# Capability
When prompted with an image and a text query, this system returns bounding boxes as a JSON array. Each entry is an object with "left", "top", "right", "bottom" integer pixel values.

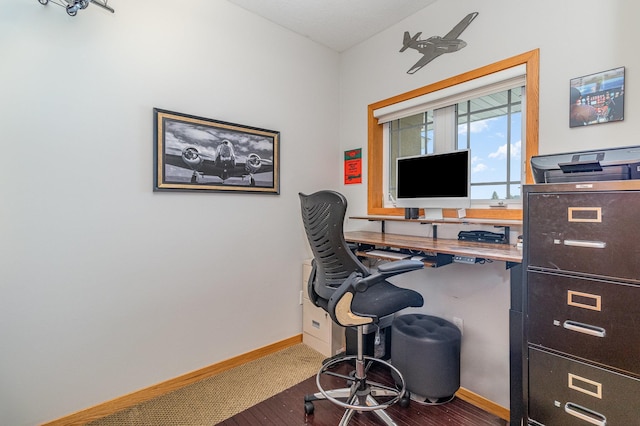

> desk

[
  {"left": 344, "top": 230, "right": 524, "bottom": 425},
  {"left": 350, "top": 215, "right": 521, "bottom": 239}
]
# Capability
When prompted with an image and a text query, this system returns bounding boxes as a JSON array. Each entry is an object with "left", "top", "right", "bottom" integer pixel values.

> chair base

[{"left": 304, "top": 354, "right": 409, "bottom": 426}]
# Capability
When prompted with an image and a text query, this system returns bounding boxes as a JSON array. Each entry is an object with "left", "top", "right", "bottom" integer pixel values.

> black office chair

[{"left": 299, "top": 190, "right": 424, "bottom": 425}]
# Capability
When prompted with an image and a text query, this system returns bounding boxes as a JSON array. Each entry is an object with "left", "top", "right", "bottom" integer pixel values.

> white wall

[
  {"left": 338, "top": 0, "right": 640, "bottom": 409},
  {"left": 0, "top": 1, "right": 339, "bottom": 425}
]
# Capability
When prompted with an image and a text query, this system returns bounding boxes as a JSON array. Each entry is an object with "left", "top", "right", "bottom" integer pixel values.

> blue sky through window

[{"left": 459, "top": 112, "right": 522, "bottom": 200}]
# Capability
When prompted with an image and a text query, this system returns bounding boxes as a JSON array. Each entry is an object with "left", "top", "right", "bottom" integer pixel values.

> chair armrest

[
  {"left": 354, "top": 259, "right": 423, "bottom": 292},
  {"left": 377, "top": 259, "right": 424, "bottom": 276},
  {"left": 327, "top": 260, "right": 424, "bottom": 327},
  {"left": 327, "top": 272, "right": 375, "bottom": 326}
]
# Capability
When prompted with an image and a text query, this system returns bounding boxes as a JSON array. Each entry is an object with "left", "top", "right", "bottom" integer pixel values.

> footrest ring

[{"left": 316, "top": 355, "right": 407, "bottom": 412}]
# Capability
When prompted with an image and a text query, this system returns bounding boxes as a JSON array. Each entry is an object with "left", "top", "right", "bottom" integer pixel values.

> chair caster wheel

[
  {"left": 304, "top": 401, "right": 315, "bottom": 415},
  {"left": 399, "top": 392, "right": 411, "bottom": 408}
]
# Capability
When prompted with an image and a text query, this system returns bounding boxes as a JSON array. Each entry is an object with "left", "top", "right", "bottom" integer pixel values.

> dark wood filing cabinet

[{"left": 523, "top": 181, "right": 640, "bottom": 426}]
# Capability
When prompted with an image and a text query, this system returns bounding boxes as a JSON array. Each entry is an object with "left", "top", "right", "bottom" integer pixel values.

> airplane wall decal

[
  {"left": 37, "top": 0, "right": 114, "bottom": 17},
  {"left": 400, "top": 12, "right": 478, "bottom": 74}
]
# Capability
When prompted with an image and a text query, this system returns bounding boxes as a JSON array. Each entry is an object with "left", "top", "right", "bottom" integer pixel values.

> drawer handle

[
  {"left": 564, "top": 402, "right": 607, "bottom": 426},
  {"left": 563, "top": 320, "right": 606, "bottom": 338},
  {"left": 562, "top": 239, "right": 607, "bottom": 249},
  {"left": 312, "top": 320, "right": 320, "bottom": 329}
]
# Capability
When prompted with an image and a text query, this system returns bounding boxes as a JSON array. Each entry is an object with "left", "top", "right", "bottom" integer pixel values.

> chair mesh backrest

[{"left": 299, "top": 191, "right": 369, "bottom": 301}]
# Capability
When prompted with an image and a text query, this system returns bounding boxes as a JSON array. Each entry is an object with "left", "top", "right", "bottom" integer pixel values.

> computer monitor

[{"left": 395, "top": 150, "right": 471, "bottom": 219}]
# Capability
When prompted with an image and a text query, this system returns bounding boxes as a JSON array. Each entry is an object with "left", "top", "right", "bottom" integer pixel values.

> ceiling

[{"left": 226, "top": 0, "right": 438, "bottom": 52}]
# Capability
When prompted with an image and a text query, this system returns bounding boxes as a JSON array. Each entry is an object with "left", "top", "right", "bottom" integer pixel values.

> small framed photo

[
  {"left": 570, "top": 67, "right": 625, "bottom": 128},
  {"left": 154, "top": 108, "right": 280, "bottom": 194}
]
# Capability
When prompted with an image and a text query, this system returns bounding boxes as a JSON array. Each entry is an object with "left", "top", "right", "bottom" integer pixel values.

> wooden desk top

[
  {"left": 344, "top": 230, "right": 522, "bottom": 264},
  {"left": 350, "top": 215, "right": 522, "bottom": 227}
]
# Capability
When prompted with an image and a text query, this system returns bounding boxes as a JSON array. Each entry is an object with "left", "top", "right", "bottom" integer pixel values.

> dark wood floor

[{"left": 219, "top": 361, "right": 507, "bottom": 426}]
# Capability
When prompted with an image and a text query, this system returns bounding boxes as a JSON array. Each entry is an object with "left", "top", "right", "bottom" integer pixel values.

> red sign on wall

[{"left": 344, "top": 148, "right": 362, "bottom": 184}]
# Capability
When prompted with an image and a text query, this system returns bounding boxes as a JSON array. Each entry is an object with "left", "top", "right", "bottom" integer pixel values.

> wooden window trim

[{"left": 367, "top": 49, "right": 539, "bottom": 221}]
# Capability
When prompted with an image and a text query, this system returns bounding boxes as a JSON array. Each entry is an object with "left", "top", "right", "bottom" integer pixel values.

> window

[
  {"left": 457, "top": 88, "right": 522, "bottom": 201},
  {"left": 367, "top": 50, "right": 539, "bottom": 220},
  {"left": 387, "top": 87, "right": 523, "bottom": 204}
]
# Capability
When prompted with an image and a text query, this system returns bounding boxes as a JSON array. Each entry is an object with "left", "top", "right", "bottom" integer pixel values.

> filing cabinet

[
  {"left": 523, "top": 181, "right": 640, "bottom": 425},
  {"left": 301, "top": 259, "right": 345, "bottom": 357}
]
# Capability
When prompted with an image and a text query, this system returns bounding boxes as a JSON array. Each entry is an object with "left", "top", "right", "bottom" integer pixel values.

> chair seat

[{"left": 351, "top": 281, "right": 423, "bottom": 320}]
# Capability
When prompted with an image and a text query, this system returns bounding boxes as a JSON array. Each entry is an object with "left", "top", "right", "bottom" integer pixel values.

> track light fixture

[{"left": 37, "top": 0, "right": 114, "bottom": 17}]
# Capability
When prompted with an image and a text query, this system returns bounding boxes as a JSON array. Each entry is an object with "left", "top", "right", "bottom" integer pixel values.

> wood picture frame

[{"left": 154, "top": 108, "right": 280, "bottom": 194}]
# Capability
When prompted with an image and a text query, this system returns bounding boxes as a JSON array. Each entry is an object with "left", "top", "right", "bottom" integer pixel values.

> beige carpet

[{"left": 88, "top": 344, "right": 326, "bottom": 425}]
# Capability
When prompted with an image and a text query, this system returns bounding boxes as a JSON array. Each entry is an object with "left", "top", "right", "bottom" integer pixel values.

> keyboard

[{"left": 364, "top": 249, "right": 410, "bottom": 260}]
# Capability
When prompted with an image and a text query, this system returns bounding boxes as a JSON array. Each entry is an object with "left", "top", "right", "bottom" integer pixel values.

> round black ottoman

[{"left": 391, "top": 313, "right": 461, "bottom": 403}]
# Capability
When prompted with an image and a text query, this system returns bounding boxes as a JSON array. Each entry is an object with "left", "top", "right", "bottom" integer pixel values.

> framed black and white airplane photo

[{"left": 153, "top": 108, "right": 280, "bottom": 194}]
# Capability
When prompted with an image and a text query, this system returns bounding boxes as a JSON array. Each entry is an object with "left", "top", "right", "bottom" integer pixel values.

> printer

[{"left": 530, "top": 145, "right": 640, "bottom": 183}]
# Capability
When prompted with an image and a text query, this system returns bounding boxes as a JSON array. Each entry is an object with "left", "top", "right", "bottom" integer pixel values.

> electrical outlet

[{"left": 453, "top": 317, "right": 464, "bottom": 335}]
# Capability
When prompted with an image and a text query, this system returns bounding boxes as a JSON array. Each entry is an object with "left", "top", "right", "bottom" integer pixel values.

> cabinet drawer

[
  {"left": 303, "top": 331, "right": 343, "bottom": 358},
  {"left": 528, "top": 270, "right": 640, "bottom": 375},
  {"left": 526, "top": 191, "right": 640, "bottom": 282},
  {"left": 528, "top": 347, "right": 640, "bottom": 425},
  {"left": 303, "top": 298, "right": 333, "bottom": 342}
]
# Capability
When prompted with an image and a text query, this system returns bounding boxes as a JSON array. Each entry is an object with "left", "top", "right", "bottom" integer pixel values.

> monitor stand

[
  {"left": 422, "top": 208, "right": 443, "bottom": 220},
  {"left": 404, "top": 208, "right": 419, "bottom": 219}
]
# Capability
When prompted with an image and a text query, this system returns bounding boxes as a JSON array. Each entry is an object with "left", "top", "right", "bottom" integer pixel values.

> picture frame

[
  {"left": 154, "top": 108, "right": 280, "bottom": 194},
  {"left": 570, "top": 67, "right": 625, "bottom": 128}
]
